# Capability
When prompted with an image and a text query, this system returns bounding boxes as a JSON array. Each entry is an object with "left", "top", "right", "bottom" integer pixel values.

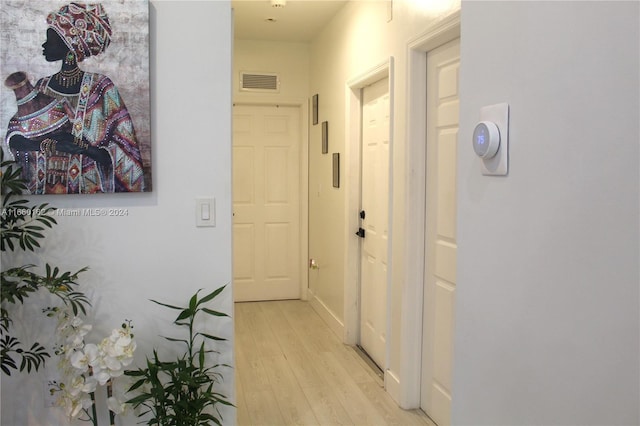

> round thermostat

[{"left": 472, "top": 121, "right": 500, "bottom": 159}]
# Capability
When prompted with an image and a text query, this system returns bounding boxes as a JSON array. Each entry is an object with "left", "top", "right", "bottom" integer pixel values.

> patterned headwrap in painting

[{"left": 46, "top": 2, "right": 112, "bottom": 62}]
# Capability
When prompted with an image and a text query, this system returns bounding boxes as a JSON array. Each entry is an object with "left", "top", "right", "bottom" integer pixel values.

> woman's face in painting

[{"left": 42, "top": 28, "right": 68, "bottom": 62}]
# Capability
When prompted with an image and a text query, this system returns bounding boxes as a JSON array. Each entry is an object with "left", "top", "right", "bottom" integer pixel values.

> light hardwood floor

[{"left": 234, "top": 300, "right": 436, "bottom": 426}]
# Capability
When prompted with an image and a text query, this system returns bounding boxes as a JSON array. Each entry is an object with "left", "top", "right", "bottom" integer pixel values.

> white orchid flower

[
  {"left": 84, "top": 343, "right": 101, "bottom": 365},
  {"left": 107, "top": 396, "right": 126, "bottom": 415},
  {"left": 69, "top": 350, "right": 90, "bottom": 373},
  {"left": 66, "top": 322, "right": 92, "bottom": 348},
  {"left": 107, "top": 376, "right": 134, "bottom": 416},
  {"left": 90, "top": 362, "right": 112, "bottom": 386},
  {"left": 51, "top": 315, "right": 137, "bottom": 422},
  {"left": 66, "top": 375, "right": 86, "bottom": 397}
]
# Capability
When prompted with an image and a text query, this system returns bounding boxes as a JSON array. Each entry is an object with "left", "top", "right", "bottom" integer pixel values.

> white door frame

[
  {"left": 344, "top": 58, "right": 394, "bottom": 368},
  {"left": 397, "top": 12, "right": 461, "bottom": 409},
  {"left": 232, "top": 98, "right": 309, "bottom": 301}
]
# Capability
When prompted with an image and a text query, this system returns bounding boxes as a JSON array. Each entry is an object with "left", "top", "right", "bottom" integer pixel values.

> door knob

[
  {"left": 359, "top": 210, "right": 366, "bottom": 220},
  {"left": 355, "top": 227, "right": 365, "bottom": 238}
]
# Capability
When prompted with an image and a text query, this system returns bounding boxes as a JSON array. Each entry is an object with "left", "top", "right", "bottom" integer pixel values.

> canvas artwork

[{"left": 0, "top": 0, "right": 151, "bottom": 194}]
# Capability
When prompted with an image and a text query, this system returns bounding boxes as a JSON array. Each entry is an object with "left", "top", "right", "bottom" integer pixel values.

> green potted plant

[
  {"left": 1, "top": 150, "right": 90, "bottom": 375},
  {"left": 2, "top": 151, "right": 138, "bottom": 425},
  {"left": 125, "top": 286, "right": 233, "bottom": 426}
]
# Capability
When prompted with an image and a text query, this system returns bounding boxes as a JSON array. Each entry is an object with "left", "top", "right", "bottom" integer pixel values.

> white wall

[
  {"left": 308, "top": 0, "right": 459, "bottom": 402},
  {"left": 231, "top": 38, "right": 310, "bottom": 302},
  {"left": 453, "top": 1, "right": 639, "bottom": 424},
  {"left": 308, "top": 0, "right": 392, "bottom": 340},
  {"left": 233, "top": 39, "right": 309, "bottom": 103},
  {"left": 1, "top": 1, "right": 236, "bottom": 425}
]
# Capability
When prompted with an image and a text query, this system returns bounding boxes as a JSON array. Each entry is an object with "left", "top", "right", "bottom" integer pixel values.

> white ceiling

[{"left": 231, "top": 0, "right": 348, "bottom": 42}]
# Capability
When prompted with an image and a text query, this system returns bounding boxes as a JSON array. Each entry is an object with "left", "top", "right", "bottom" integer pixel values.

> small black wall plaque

[
  {"left": 322, "top": 121, "right": 329, "bottom": 154},
  {"left": 332, "top": 153, "right": 340, "bottom": 188}
]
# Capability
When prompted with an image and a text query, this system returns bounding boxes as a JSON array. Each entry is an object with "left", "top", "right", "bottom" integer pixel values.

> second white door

[
  {"left": 359, "top": 77, "right": 390, "bottom": 369},
  {"left": 421, "top": 38, "right": 460, "bottom": 426},
  {"left": 233, "top": 104, "right": 301, "bottom": 302}
]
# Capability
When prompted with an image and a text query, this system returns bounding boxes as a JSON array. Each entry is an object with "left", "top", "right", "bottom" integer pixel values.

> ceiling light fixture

[{"left": 271, "top": 0, "right": 286, "bottom": 8}]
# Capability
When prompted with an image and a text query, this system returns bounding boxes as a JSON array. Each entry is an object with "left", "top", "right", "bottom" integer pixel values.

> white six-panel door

[
  {"left": 421, "top": 39, "right": 460, "bottom": 425},
  {"left": 233, "top": 104, "right": 301, "bottom": 302},
  {"left": 359, "top": 77, "right": 390, "bottom": 369}
]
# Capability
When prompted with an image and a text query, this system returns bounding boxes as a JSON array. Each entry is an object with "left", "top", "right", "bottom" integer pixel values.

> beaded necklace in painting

[{"left": 54, "top": 51, "right": 83, "bottom": 88}]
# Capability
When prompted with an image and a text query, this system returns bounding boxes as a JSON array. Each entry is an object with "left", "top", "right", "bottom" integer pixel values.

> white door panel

[
  {"left": 360, "top": 77, "right": 390, "bottom": 369},
  {"left": 421, "top": 38, "right": 460, "bottom": 426},
  {"left": 233, "top": 105, "right": 301, "bottom": 302}
]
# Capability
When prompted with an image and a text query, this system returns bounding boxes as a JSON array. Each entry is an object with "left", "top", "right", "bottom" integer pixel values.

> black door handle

[{"left": 355, "top": 228, "right": 365, "bottom": 238}]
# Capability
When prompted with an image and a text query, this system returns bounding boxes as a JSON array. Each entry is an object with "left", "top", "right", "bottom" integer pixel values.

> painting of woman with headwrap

[{"left": 1, "top": 1, "right": 150, "bottom": 194}]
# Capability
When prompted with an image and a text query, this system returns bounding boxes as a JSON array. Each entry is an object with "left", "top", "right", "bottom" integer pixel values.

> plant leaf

[
  {"left": 201, "top": 308, "right": 229, "bottom": 317},
  {"left": 150, "top": 299, "right": 183, "bottom": 310},
  {"left": 197, "top": 332, "right": 227, "bottom": 342},
  {"left": 188, "top": 291, "right": 200, "bottom": 311},
  {"left": 199, "top": 342, "right": 205, "bottom": 368},
  {"left": 163, "top": 336, "right": 189, "bottom": 345},
  {"left": 175, "top": 309, "right": 192, "bottom": 322},
  {"left": 128, "top": 378, "right": 148, "bottom": 392},
  {"left": 196, "top": 285, "right": 226, "bottom": 307}
]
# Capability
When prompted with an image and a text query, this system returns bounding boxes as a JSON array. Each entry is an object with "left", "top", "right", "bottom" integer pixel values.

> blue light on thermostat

[
  {"left": 472, "top": 121, "right": 500, "bottom": 159},
  {"left": 476, "top": 132, "right": 485, "bottom": 145}
]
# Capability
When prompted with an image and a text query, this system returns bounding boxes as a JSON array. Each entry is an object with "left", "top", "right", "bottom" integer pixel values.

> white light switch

[
  {"left": 196, "top": 197, "right": 215, "bottom": 227},
  {"left": 201, "top": 203, "right": 210, "bottom": 220}
]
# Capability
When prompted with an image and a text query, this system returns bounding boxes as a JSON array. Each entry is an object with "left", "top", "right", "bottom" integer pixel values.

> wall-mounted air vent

[{"left": 240, "top": 72, "right": 280, "bottom": 92}]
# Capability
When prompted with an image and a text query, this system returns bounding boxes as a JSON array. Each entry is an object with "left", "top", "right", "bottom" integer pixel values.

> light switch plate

[
  {"left": 478, "top": 103, "right": 509, "bottom": 176},
  {"left": 196, "top": 197, "right": 215, "bottom": 227}
]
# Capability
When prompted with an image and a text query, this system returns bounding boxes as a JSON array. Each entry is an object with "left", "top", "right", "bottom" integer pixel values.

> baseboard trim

[
  {"left": 385, "top": 369, "right": 402, "bottom": 406},
  {"left": 308, "top": 289, "right": 344, "bottom": 340}
]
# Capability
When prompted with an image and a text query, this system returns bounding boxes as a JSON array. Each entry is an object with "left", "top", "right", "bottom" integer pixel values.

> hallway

[{"left": 234, "top": 300, "right": 435, "bottom": 425}]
